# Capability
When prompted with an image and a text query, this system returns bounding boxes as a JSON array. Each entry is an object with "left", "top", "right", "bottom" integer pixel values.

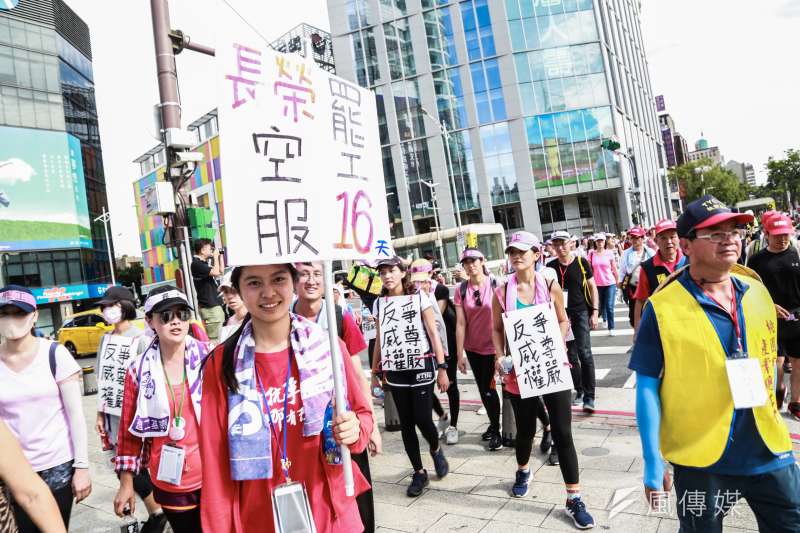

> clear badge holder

[{"left": 272, "top": 481, "right": 317, "bottom": 533}]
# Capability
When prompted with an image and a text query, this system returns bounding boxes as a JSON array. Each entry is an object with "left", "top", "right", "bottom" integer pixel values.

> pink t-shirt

[
  {"left": 454, "top": 278, "right": 495, "bottom": 355},
  {"left": 589, "top": 250, "right": 617, "bottom": 287},
  {"left": 0, "top": 339, "right": 82, "bottom": 471}
]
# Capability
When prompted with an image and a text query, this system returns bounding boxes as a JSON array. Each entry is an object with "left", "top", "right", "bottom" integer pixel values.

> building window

[
  {"left": 448, "top": 130, "right": 479, "bottom": 211},
  {"left": 346, "top": 0, "right": 371, "bottom": 30},
  {"left": 384, "top": 17, "right": 416, "bottom": 80},
  {"left": 470, "top": 58, "right": 505, "bottom": 124},
  {"left": 392, "top": 78, "right": 425, "bottom": 140},
  {"left": 504, "top": 3, "right": 597, "bottom": 52},
  {"left": 538, "top": 199, "right": 566, "bottom": 224},
  {"left": 401, "top": 139, "right": 435, "bottom": 218},
  {"left": 493, "top": 204, "right": 522, "bottom": 230},
  {"left": 433, "top": 67, "right": 467, "bottom": 131},
  {"left": 461, "top": 0, "right": 496, "bottom": 61},
  {"left": 424, "top": 6, "right": 458, "bottom": 71},
  {"left": 352, "top": 28, "right": 380, "bottom": 87},
  {"left": 578, "top": 195, "right": 592, "bottom": 218},
  {"left": 480, "top": 122, "right": 518, "bottom": 205}
]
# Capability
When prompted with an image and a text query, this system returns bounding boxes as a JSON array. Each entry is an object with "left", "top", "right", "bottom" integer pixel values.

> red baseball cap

[
  {"left": 764, "top": 214, "right": 795, "bottom": 236},
  {"left": 760, "top": 210, "right": 779, "bottom": 225},
  {"left": 627, "top": 227, "right": 646, "bottom": 238},
  {"left": 653, "top": 219, "right": 677, "bottom": 235}
]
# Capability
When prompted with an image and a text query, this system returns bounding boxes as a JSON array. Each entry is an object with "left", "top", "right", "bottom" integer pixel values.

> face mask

[
  {"left": 0, "top": 314, "right": 34, "bottom": 340},
  {"left": 102, "top": 305, "right": 123, "bottom": 325}
]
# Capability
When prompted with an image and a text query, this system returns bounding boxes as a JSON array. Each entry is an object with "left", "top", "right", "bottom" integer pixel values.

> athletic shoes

[
  {"left": 788, "top": 402, "right": 800, "bottom": 421},
  {"left": 432, "top": 448, "right": 449, "bottom": 479},
  {"left": 609, "top": 330, "right": 616, "bottom": 337},
  {"left": 407, "top": 470, "right": 430, "bottom": 497},
  {"left": 548, "top": 450, "right": 560, "bottom": 466},
  {"left": 583, "top": 398, "right": 595, "bottom": 414},
  {"left": 488, "top": 431, "right": 504, "bottom": 451},
  {"left": 481, "top": 428, "right": 495, "bottom": 441},
  {"left": 539, "top": 428, "right": 552, "bottom": 454},
  {"left": 566, "top": 497, "right": 595, "bottom": 529},
  {"left": 572, "top": 392, "right": 583, "bottom": 406},
  {"left": 437, "top": 413, "right": 450, "bottom": 438},
  {"left": 140, "top": 512, "right": 167, "bottom": 533},
  {"left": 511, "top": 469, "right": 531, "bottom": 498},
  {"left": 445, "top": 426, "right": 459, "bottom": 445}
]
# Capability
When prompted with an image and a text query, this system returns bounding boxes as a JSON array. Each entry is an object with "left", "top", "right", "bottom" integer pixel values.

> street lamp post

[
  {"left": 694, "top": 165, "right": 712, "bottom": 196},
  {"left": 421, "top": 180, "right": 447, "bottom": 271},
  {"left": 94, "top": 206, "right": 116, "bottom": 286},
  {"left": 421, "top": 108, "right": 462, "bottom": 230}
]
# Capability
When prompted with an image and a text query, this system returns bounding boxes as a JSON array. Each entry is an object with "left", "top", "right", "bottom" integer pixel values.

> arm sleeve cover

[
  {"left": 636, "top": 373, "right": 664, "bottom": 489},
  {"left": 59, "top": 379, "right": 90, "bottom": 469}
]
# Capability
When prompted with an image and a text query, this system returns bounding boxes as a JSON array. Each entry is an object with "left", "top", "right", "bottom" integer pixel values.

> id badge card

[
  {"left": 562, "top": 290, "right": 569, "bottom": 307},
  {"left": 272, "top": 481, "right": 317, "bottom": 533},
  {"left": 156, "top": 443, "right": 185, "bottom": 486},
  {"left": 725, "top": 354, "right": 768, "bottom": 409}
]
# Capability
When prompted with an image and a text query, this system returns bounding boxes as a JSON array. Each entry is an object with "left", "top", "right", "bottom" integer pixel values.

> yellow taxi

[{"left": 57, "top": 309, "right": 145, "bottom": 357}]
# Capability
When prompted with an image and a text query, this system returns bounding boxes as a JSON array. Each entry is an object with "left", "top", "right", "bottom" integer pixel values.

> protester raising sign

[
  {"left": 216, "top": 11, "right": 391, "bottom": 266},
  {"left": 96, "top": 334, "right": 138, "bottom": 417},
  {"left": 502, "top": 303, "right": 573, "bottom": 398},
  {"left": 378, "top": 295, "right": 429, "bottom": 371}
]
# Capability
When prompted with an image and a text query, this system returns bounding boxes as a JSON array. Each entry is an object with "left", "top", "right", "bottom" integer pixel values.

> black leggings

[
  {"left": 431, "top": 356, "right": 460, "bottom": 427},
  {"left": 508, "top": 389, "right": 579, "bottom": 484},
  {"left": 352, "top": 450, "right": 374, "bottom": 533},
  {"left": 391, "top": 383, "right": 439, "bottom": 471},
  {"left": 466, "top": 351, "right": 501, "bottom": 431},
  {"left": 163, "top": 507, "right": 202, "bottom": 533},
  {"left": 14, "top": 484, "right": 73, "bottom": 533}
]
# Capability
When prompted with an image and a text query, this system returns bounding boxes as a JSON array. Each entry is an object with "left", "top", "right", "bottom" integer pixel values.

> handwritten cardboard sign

[
  {"left": 378, "top": 295, "right": 429, "bottom": 371},
  {"left": 97, "top": 335, "right": 138, "bottom": 416}
]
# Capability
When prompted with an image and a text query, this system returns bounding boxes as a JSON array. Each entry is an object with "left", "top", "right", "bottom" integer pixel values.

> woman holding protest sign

[
  {"left": 491, "top": 233, "right": 594, "bottom": 530},
  {"left": 371, "top": 256, "right": 451, "bottom": 497},
  {"left": 0, "top": 285, "right": 91, "bottom": 532},
  {"left": 113, "top": 286, "right": 208, "bottom": 532},
  {"left": 199, "top": 264, "right": 373, "bottom": 532},
  {"left": 94, "top": 286, "right": 167, "bottom": 533}
]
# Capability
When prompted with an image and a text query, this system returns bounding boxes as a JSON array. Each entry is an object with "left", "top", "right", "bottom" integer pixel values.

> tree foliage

[
  {"left": 763, "top": 149, "right": 800, "bottom": 210},
  {"left": 668, "top": 158, "right": 750, "bottom": 205}
]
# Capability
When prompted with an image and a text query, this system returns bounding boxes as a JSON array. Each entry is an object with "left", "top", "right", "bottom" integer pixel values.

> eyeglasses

[
  {"left": 693, "top": 229, "right": 743, "bottom": 244},
  {"left": 297, "top": 271, "right": 323, "bottom": 282},
  {"left": 473, "top": 289, "right": 482, "bottom": 307},
  {"left": 156, "top": 309, "right": 191, "bottom": 323}
]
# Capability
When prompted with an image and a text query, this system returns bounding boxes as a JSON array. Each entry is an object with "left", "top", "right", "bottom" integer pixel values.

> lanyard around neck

[
  {"left": 161, "top": 354, "right": 187, "bottom": 422},
  {"left": 255, "top": 347, "right": 293, "bottom": 480}
]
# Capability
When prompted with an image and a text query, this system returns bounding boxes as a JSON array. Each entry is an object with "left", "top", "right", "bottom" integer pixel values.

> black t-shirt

[
  {"left": 434, "top": 282, "right": 457, "bottom": 358},
  {"left": 748, "top": 247, "right": 800, "bottom": 312},
  {"left": 547, "top": 256, "right": 594, "bottom": 311},
  {"left": 191, "top": 256, "right": 222, "bottom": 308}
]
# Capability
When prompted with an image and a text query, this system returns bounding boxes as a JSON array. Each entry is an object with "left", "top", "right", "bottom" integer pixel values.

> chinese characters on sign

[
  {"left": 501, "top": 303, "right": 572, "bottom": 398},
  {"left": 216, "top": 9, "right": 391, "bottom": 265},
  {"left": 378, "top": 296, "right": 428, "bottom": 371},
  {"left": 96, "top": 335, "right": 138, "bottom": 417}
]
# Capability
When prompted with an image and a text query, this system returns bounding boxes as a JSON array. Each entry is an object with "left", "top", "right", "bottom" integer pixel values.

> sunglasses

[
  {"left": 156, "top": 308, "right": 191, "bottom": 324},
  {"left": 473, "top": 289, "right": 482, "bottom": 307}
]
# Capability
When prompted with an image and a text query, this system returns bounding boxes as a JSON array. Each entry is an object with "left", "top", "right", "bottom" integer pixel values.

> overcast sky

[{"left": 64, "top": 0, "right": 800, "bottom": 257}]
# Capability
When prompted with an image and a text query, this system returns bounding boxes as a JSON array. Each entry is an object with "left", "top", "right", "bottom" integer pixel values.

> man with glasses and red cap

[
  {"left": 619, "top": 227, "right": 654, "bottom": 327},
  {"left": 748, "top": 213, "right": 800, "bottom": 414},
  {"left": 629, "top": 195, "right": 799, "bottom": 532},
  {"left": 632, "top": 219, "right": 688, "bottom": 330}
]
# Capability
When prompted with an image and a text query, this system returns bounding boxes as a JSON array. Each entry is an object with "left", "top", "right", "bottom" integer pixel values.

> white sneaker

[
  {"left": 437, "top": 413, "right": 450, "bottom": 438},
  {"left": 445, "top": 426, "right": 459, "bottom": 445},
  {"left": 476, "top": 406, "right": 487, "bottom": 416},
  {"left": 609, "top": 330, "right": 616, "bottom": 337}
]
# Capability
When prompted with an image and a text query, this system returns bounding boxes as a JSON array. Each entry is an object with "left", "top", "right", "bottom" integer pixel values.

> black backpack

[{"left": 458, "top": 278, "right": 498, "bottom": 304}]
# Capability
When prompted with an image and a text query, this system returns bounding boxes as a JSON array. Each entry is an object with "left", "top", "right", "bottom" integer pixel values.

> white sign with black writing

[
  {"left": 378, "top": 296, "right": 428, "bottom": 371},
  {"left": 502, "top": 303, "right": 573, "bottom": 398},
  {"left": 216, "top": 9, "right": 392, "bottom": 265},
  {"left": 361, "top": 305, "right": 376, "bottom": 341},
  {"left": 97, "top": 335, "right": 137, "bottom": 416}
]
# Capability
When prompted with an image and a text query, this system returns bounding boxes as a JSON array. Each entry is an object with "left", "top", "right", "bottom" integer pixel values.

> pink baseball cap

[
  {"left": 653, "top": 219, "right": 677, "bottom": 235},
  {"left": 505, "top": 231, "right": 541, "bottom": 253},
  {"left": 764, "top": 214, "right": 795, "bottom": 236},
  {"left": 627, "top": 227, "right": 646, "bottom": 238},
  {"left": 460, "top": 248, "right": 485, "bottom": 262}
]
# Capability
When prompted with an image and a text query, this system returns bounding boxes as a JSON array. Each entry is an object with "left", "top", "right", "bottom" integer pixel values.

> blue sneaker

[
  {"left": 431, "top": 448, "right": 449, "bottom": 479},
  {"left": 511, "top": 469, "right": 530, "bottom": 498},
  {"left": 565, "top": 497, "right": 595, "bottom": 529}
]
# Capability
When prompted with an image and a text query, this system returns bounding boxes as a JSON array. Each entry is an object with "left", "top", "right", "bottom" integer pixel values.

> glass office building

[
  {"left": 328, "top": 0, "right": 668, "bottom": 243},
  {"left": 0, "top": 0, "right": 113, "bottom": 333}
]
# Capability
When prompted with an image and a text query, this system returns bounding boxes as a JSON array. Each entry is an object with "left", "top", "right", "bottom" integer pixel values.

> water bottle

[
  {"left": 119, "top": 509, "right": 139, "bottom": 533},
  {"left": 322, "top": 402, "right": 342, "bottom": 465},
  {"left": 500, "top": 355, "right": 514, "bottom": 375}
]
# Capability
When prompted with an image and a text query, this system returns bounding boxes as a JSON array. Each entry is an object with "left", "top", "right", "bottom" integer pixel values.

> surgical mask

[
  {"left": 0, "top": 314, "right": 35, "bottom": 340},
  {"left": 102, "top": 305, "right": 123, "bottom": 325}
]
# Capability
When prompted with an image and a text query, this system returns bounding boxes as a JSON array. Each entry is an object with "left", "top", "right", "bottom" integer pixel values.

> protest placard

[
  {"left": 361, "top": 305, "right": 377, "bottom": 341},
  {"left": 216, "top": 9, "right": 391, "bottom": 266},
  {"left": 502, "top": 303, "right": 572, "bottom": 398},
  {"left": 96, "top": 334, "right": 138, "bottom": 417},
  {"left": 377, "top": 295, "right": 429, "bottom": 371}
]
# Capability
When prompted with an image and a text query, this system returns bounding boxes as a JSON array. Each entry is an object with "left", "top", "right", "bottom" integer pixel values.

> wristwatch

[{"left": 436, "top": 362, "right": 449, "bottom": 370}]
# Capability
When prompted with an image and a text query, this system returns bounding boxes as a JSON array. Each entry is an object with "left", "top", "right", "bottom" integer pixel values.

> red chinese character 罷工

[
  {"left": 225, "top": 43, "right": 262, "bottom": 109},
  {"left": 274, "top": 56, "right": 315, "bottom": 122}
]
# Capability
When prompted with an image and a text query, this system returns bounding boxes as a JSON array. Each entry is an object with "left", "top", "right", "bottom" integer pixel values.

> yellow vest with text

[{"left": 649, "top": 272, "right": 791, "bottom": 467}]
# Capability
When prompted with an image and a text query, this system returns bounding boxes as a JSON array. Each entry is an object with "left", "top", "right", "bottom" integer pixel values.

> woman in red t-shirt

[{"left": 199, "top": 263, "right": 373, "bottom": 533}]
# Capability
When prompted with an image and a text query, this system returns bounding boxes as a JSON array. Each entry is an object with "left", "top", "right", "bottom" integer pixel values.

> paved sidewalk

[{"left": 72, "top": 379, "right": 800, "bottom": 532}]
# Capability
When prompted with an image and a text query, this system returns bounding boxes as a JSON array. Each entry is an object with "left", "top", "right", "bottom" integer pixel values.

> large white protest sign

[
  {"left": 502, "top": 303, "right": 572, "bottom": 398},
  {"left": 378, "top": 295, "right": 429, "bottom": 371},
  {"left": 216, "top": 9, "right": 391, "bottom": 265},
  {"left": 97, "top": 335, "right": 138, "bottom": 417}
]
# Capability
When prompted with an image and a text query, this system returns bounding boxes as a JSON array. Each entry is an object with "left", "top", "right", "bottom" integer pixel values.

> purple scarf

[{"left": 227, "top": 313, "right": 346, "bottom": 481}]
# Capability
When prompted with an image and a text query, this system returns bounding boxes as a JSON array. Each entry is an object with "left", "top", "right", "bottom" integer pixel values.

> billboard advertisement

[
  {"left": 30, "top": 283, "right": 112, "bottom": 305},
  {"left": 0, "top": 126, "right": 91, "bottom": 251}
]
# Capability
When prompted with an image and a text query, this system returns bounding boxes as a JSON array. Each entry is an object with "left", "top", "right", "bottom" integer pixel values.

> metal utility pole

[
  {"left": 149, "top": 0, "right": 215, "bottom": 314},
  {"left": 94, "top": 206, "right": 116, "bottom": 286}
]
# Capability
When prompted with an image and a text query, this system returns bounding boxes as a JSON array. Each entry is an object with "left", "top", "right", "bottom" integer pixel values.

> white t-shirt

[{"left": 0, "top": 339, "right": 81, "bottom": 471}]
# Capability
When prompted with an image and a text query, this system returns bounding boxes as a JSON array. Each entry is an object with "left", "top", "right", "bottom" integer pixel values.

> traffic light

[
  {"left": 600, "top": 139, "right": 621, "bottom": 151},
  {"left": 187, "top": 206, "right": 215, "bottom": 241}
]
